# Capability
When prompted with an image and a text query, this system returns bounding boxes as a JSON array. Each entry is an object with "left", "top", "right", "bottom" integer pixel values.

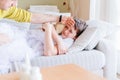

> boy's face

[
  {"left": 61, "top": 25, "right": 77, "bottom": 39},
  {"left": 0, "top": 0, "right": 18, "bottom": 10}
]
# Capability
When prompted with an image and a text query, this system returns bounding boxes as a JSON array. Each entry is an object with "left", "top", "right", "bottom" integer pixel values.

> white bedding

[
  {"left": 0, "top": 19, "right": 73, "bottom": 73},
  {"left": 0, "top": 21, "right": 34, "bottom": 73},
  {"left": 0, "top": 22, "right": 45, "bottom": 73}
]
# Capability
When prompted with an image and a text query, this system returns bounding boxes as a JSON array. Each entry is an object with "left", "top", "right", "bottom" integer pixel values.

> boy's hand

[
  {"left": 42, "top": 23, "right": 53, "bottom": 31},
  {"left": 57, "top": 41, "right": 67, "bottom": 55}
]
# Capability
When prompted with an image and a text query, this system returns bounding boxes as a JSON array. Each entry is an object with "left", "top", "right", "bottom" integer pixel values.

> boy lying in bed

[
  {"left": 0, "top": 18, "right": 87, "bottom": 74},
  {"left": 27, "top": 18, "right": 88, "bottom": 56},
  {"left": 0, "top": 18, "right": 88, "bottom": 56},
  {"left": 0, "top": 18, "right": 87, "bottom": 59}
]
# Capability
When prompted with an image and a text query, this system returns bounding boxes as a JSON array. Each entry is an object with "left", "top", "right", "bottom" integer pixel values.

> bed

[{"left": 0, "top": 5, "right": 71, "bottom": 73}]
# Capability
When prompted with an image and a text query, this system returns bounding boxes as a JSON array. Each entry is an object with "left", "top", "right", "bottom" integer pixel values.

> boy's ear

[{"left": 55, "top": 23, "right": 65, "bottom": 34}]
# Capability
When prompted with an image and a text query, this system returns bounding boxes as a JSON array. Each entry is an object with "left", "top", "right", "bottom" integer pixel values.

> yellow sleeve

[{"left": 0, "top": 7, "right": 31, "bottom": 22}]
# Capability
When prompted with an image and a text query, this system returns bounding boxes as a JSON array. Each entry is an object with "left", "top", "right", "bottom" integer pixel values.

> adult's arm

[
  {"left": 0, "top": 7, "right": 74, "bottom": 25},
  {"left": 31, "top": 13, "right": 59, "bottom": 24},
  {"left": 0, "top": 7, "right": 59, "bottom": 23}
]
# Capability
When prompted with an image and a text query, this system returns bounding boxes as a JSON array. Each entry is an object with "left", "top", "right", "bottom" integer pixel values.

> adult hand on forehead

[
  {"left": 61, "top": 16, "right": 75, "bottom": 27},
  {"left": 66, "top": 17, "right": 75, "bottom": 28}
]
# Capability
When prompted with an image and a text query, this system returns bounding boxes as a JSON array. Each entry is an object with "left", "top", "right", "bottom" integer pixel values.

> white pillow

[
  {"left": 84, "top": 28, "right": 101, "bottom": 50},
  {"left": 86, "top": 20, "right": 116, "bottom": 38},
  {"left": 68, "top": 27, "right": 99, "bottom": 53}
]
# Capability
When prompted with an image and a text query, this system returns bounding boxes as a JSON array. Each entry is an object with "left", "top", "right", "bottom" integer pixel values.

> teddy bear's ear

[{"left": 55, "top": 23, "right": 65, "bottom": 34}]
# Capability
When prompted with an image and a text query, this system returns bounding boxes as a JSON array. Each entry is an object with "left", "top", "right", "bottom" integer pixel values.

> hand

[
  {"left": 61, "top": 16, "right": 75, "bottom": 27},
  {"left": 57, "top": 41, "right": 67, "bottom": 55},
  {"left": 65, "top": 17, "right": 75, "bottom": 27},
  {"left": 42, "top": 23, "right": 53, "bottom": 31}
]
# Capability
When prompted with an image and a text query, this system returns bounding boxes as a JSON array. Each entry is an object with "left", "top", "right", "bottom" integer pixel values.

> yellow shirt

[{"left": 0, "top": 7, "right": 31, "bottom": 22}]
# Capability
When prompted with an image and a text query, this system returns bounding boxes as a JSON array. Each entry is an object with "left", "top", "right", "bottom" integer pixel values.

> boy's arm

[
  {"left": 43, "top": 23, "right": 66, "bottom": 56},
  {"left": 43, "top": 23, "right": 57, "bottom": 56},
  {"left": 51, "top": 25, "right": 67, "bottom": 55}
]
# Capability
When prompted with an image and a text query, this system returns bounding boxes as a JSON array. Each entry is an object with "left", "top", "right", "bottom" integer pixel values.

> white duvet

[
  {"left": 0, "top": 21, "right": 74, "bottom": 72},
  {"left": 0, "top": 22, "right": 35, "bottom": 70}
]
